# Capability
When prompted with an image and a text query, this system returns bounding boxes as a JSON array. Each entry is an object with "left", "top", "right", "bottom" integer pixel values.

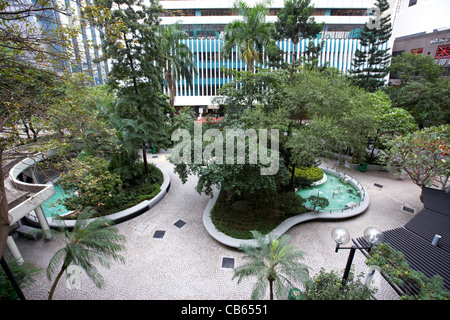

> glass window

[
  {"left": 330, "top": 9, "right": 367, "bottom": 16},
  {"left": 160, "top": 9, "right": 195, "bottom": 17}
]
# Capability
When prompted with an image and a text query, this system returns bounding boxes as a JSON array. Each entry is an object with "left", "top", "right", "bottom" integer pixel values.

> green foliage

[
  {"left": 389, "top": 52, "right": 444, "bottom": 85},
  {"left": 0, "top": 255, "right": 41, "bottom": 300},
  {"left": 366, "top": 243, "right": 450, "bottom": 300},
  {"left": 349, "top": 0, "right": 392, "bottom": 92},
  {"left": 233, "top": 230, "right": 310, "bottom": 300},
  {"left": 380, "top": 125, "right": 449, "bottom": 198},
  {"left": 385, "top": 52, "right": 450, "bottom": 127},
  {"left": 160, "top": 23, "right": 197, "bottom": 114},
  {"left": 302, "top": 268, "right": 377, "bottom": 300},
  {"left": 46, "top": 207, "right": 126, "bottom": 300},
  {"left": 211, "top": 190, "right": 306, "bottom": 239},
  {"left": 386, "top": 79, "right": 450, "bottom": 127},
  {"left": 273, "top": 0, "right": 324, "bottom": 71},
  {"left": 307, "top": 195, "right": 329, "bottom": 211},
  {"left": 57, "top": 156, "right": 123, "bottom": 213},
  {"left": 292, "top": 166, "right": 323, "bottom": 182},
  {"left": 222, "top": 0, "right": 278, "bottom": 71}
]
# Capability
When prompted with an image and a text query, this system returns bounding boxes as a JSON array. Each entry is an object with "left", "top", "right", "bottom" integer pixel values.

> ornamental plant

[
  {"left": 380, "top": 124, "right": 449, "bottom": 202},
  {"left": 293, "top": 166, "right": 323, "bottom": 182},
  {"left": 57, "top": 156, "right": 122, "bottom": 213}
]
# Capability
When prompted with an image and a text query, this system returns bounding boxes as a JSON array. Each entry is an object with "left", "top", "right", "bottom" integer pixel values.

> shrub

[
  {"left": 57, "top": 156, "right": 122, "bottom": 213},
  {"left": 293, "top": 166, "right": 324, "bottom": 182},
  {"left": 301, "top": 268, "right": 377, "bottom": 300},
  {"left": 0, "top": 255, "right": 41, "bottom": 300}
]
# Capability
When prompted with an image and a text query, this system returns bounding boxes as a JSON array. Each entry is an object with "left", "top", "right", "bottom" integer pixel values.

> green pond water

[{"left": 296, "top": 173, "right": 361, "bottom": 211}]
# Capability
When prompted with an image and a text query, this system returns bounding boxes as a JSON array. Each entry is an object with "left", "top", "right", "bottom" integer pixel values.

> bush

[
  {"left": 0, "top": 255, "right": 41, "bottom": 300},
  {"left": 57, "top": 156, "right": 122, "bottom": 213},
  {"left": 292, "top": 166, "right": 324, "bottom": 182},
  {"left": 301, "top": 268, "right": 377, "bottom": 300}
]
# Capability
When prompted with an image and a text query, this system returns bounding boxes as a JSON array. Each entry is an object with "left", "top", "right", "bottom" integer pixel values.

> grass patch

[{"left": 211, "top": 190, "right": 308, "bottom": 239}]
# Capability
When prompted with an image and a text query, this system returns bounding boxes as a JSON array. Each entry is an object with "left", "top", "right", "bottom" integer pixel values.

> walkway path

[{"left": 9, "top": 153, "right": 422, "bottom": 300}]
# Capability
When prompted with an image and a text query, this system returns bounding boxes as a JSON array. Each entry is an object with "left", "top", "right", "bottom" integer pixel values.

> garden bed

[{"left": 210, "top": 189, "right": 308, "bottom": 240}]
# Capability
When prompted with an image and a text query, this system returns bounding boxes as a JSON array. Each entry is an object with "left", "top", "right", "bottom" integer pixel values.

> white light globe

[
  {"left": 364, "top": 227, "right": 384, "bottom": 245},
  {"left": 331, "top": 227, "right": 350, "bottom": 245}
]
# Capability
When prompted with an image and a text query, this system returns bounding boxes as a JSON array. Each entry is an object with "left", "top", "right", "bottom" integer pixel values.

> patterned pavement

[{"left": 9, "top": 153, "right": 422, "bottom": 300}]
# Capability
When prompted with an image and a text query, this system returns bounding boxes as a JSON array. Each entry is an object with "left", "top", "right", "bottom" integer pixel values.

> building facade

[
  {"left": 390, "top": 0, "right": 450, "bottom": 84},
  {"left": 159, "top": 0, "right": 398, "bottom": 108}
]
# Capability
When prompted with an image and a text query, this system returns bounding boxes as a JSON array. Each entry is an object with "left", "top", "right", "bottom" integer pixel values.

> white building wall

[{"left": 392, "top": 0, "right": 450, "bottom": 38}]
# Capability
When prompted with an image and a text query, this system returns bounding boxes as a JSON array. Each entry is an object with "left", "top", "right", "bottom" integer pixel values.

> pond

[
  {"left": 40, "top": 184, "right": 72, "bottom": 217},
  {"left": 296, "top": 172, "right": 361, "bottom": 212}
]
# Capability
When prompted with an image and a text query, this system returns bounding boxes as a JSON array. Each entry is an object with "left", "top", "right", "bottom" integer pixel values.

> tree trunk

[
  {"left": 290, "top": 164, "right": 296, "bottom": 191},
  {"left": 142, "top": 144, "right": 149, "bottom": 175},
  {"left": 269, "top": 278, "right": 274, "bottom": 300},
  {"left": 0, "top": 147, "right": 11, "bottom": 258},
  {"left": 48, "top": 264, "right": 67, "bottom": 300}
]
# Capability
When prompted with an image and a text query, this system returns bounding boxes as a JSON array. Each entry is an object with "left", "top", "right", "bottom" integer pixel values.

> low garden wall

[{"left": 203, "top": 166, "right": 370, "bottom": 248}]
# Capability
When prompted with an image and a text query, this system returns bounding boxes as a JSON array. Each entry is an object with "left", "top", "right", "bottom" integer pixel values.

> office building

[
  {"left": 159, "top": 0, "right": 398, "bottom": 108},
  {"left": 390, "top": 0, "right": 450, "bottom": 84}
]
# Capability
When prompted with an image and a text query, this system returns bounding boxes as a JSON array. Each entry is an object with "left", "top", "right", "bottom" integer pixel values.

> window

[
  {"left": 411, "top": 48, "right": 424, "bottom": 55},
  {"left": 436, "top": 45, "right": 450, "bottom": 58},
  {"left": 330, "top": 9, "right": 367, "bottom": 16},
  {"left": 160, "top": 9, "right": 196, "bottom": 17}
]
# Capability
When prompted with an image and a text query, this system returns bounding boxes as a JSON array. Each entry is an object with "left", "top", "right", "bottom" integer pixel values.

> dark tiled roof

[{"left": 355, "top": 187, "right": 450, "bottom": 295}]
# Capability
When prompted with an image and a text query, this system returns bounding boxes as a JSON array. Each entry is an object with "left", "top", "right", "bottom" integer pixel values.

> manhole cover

[
  {"left": 174, "top": 219, "right": 186, "bottom": 228},
  {"left": 402, "top": 206, "right": 415, "bottom": 214},
  {"left": 153, "top": 230, "right": 166, "bottom": 238},
  {"left": 221, "top": 257, "right": 235, "bottom": 269}
]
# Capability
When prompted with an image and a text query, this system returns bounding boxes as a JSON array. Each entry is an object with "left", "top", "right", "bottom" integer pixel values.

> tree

[
  {"left": 160, "top": 23, "right": 197, "bottom": 119},
  {"left": 389, "top": 52, "right": 444, "bottom": 86},
  {"left": 233, "top": 230, "right": 309, "bottom": 300},
  {"left": 349, "top": 0, "right": 392, "bottom": 92},
  {"left": 385, "top": 52, "right": 450, "bottom": 127},
  {"left": 222, "top": 0, "right": 276, "bottom": 72},
  {"left": 368, "top": 91, "right": 417, "bottom": 162},
  {"left": 380, "top": 125, "right": 449, "bottom": 202},
  {"left": 0, "top": 0, "right": 76, "bottom": 257},
  {"left": 273, "top": 0, "right": 324, "bottom": 77},
  {"left": 46, "top": 207, "right": 126, "bottom": 300},
  {"left": 96, "top": 0, "right": 168, "bottom": 174},
  {"left": 307, "top": 195, "right": 329, "bottom": 212}
]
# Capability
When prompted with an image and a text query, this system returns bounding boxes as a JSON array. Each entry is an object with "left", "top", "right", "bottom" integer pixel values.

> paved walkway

[{"left": 9, "top": 153, "right": 422, "bottom": 300}]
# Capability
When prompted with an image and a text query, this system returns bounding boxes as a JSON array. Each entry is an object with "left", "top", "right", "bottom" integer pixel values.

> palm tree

[
  {"left": 160, "top": 23, "right": 197, "bottom": 118},
  {"left": 46, "top": 207, "right": 126, "bottom": 300},
  {"left": 233, "top": 230, "right": 310, "bottom": 300},
  {"left": 222, "top": 0, "right": 276, "bottom": 72}
]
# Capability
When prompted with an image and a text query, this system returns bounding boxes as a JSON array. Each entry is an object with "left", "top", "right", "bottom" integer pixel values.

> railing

[{"left": 303, "top": 165, "right": 368, "bottom": 214}]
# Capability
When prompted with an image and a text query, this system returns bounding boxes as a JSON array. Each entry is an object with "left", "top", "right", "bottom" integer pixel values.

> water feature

[
  {"left": 40, "top": 184, "right": 72, "bottom": 217},
  {"left": 296, "top": 172, "right": 361, "bottom": 212}
]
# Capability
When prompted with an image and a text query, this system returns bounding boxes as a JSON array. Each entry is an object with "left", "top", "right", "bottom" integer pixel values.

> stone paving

[{"left": 8, "top": 153, "right": 423, "bottom": 300}]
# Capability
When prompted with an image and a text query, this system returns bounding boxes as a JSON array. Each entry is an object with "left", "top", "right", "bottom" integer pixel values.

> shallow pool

[
  {"left": 41, "top": 185, "right": 72, "bottom": 217},
  {"left": 296, "top": 173, "right": 361, "bottom": 212}
]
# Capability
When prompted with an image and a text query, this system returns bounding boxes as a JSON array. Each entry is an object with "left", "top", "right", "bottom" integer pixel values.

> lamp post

[{"left": 331, "top": 227, "right": 384, "bottom": 286}]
